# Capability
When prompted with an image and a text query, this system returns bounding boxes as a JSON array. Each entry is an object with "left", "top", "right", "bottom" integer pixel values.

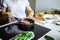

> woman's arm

[
  {"left": 2, "top": 7, "right": 7, "bottom": 15},
  {"left": 26, "top": 5, "right": 34, "bottom": 17},
  {"left": 2, "top": 7, "right": 15, "bottom": 20}
]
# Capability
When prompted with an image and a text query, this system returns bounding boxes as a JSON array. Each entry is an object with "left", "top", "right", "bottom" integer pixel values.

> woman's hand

[
  {"left": 26, "top": 5, "right": 34, "bottom": 17},
  {"left": 7, "top": 12, "right": 15, "bottom": 20},
  {"left": 28, "top": 11, "right": 34, "bottom": 17},
  {"left": 2, "top": 7, "right": 7, "bottom": 15},
  {"left": 0, "top": 9, "right": 2, "bottom": 12}
]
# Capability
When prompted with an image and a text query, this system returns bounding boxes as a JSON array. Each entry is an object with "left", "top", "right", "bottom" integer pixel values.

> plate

[
  {"left": 10, "top": 31, "right": 34, "bottom": 40},
  {"left": 28, "top": 31, "right": 34, "bottom": 40},
  {"left": 43, "top": 14, "right": 55, "bottom": 19},
  {"left": 54, "top": 20, "right": 60, "bottom": 25},
  {"left": 43, "top": 14, "right": 55, "bottom": 23}
]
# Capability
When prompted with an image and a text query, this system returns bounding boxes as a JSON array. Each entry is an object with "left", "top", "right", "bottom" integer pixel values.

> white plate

[
  {"left": 28, "top": 31, "right": 35, "bottom": 40},
  {"left": 54, "top": 20, "right": 60, "bottom": 25},
  {"left": 55, "top": 21, "right": 60, "bottom": 25},
  {"left": 10, "top": 31, "right": 34, "bottom": 40},
  {"left": 43, "top": 14, "right": 55, "bottom": 19}
]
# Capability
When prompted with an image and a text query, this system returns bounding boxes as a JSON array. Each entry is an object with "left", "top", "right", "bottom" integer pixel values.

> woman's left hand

[
  {"left": 26, "top": 5, "right": 34, "bottom": 17},
  {"left": 28, "top": 11, "right": 34, "bottom": 17}
]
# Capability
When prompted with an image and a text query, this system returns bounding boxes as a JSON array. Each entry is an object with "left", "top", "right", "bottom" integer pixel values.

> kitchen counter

[
  {"left": 35, "top": 20, "right": 60, "bottom": 40},
  {"left": 38, "top": 30, "right": 60, "bottom": 40},
  {"left": 27, "top": 17, "right": 60, "bottom": 40},
  {"left": 0, "top": 17, "right": 60, "bottom": 40},
  {"left": 12, "top": 17, "right": 60, "bottom": 40}
]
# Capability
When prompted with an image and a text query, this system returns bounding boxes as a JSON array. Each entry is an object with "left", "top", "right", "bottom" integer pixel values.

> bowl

[{"left": 17, "top": 18, "right": 34, "bottom": 31}]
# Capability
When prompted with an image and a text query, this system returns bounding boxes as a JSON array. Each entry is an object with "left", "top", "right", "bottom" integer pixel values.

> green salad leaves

[{"left": 11, "top": 32, "right": 34, "bottom": 40}]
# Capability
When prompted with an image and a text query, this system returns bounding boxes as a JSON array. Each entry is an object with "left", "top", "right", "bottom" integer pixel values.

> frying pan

[{"left": 17, "top": 18, "right": 34, "bottom": 31}]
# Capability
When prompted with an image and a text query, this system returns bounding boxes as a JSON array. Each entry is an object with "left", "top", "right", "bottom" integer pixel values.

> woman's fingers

[
  {"left": 28, "top": 11, "right": 34, "bottom": 17},
  {"left": 7, "top": 12, "right": 15, "bottom": 20}
]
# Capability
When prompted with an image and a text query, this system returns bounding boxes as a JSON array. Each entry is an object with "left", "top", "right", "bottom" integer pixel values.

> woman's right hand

[{"left": 7, "top": 12, "right": 15, "bottom": 20}]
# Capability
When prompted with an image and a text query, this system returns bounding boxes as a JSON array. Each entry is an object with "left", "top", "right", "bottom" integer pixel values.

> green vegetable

[
  {"left": 44, "top": 35, "right": 54, "bottom": 40},
  {"left": 52, "top": 11, "right": 55, "bottom": 15},
  {"left": 26, "top": 33, "right": 32, "bottom": 38},
  {"left": 11, "top": 32, "right": 33, "bottom": 40}
]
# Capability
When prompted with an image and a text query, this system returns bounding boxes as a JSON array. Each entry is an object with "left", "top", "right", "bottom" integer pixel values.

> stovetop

[
  {"left": 32, "top": 24, "right": 51, "bottom": 40},
  {"left": 0, "top": 24, "right": 51, "bottom": 40}
]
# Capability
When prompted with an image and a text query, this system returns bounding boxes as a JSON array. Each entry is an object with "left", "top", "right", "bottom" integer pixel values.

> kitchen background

[{"left": 28, "top": 0, "right": 60, "bottom": 13}]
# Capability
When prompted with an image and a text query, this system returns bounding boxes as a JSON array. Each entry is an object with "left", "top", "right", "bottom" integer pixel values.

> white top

[{"left": 3, "top": 0, "right": 29, "bottom": 18}]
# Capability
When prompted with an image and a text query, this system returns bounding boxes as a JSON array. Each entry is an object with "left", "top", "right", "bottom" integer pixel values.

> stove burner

[{"left": 0, "top": 24, "right": 51, "bottom": 40}]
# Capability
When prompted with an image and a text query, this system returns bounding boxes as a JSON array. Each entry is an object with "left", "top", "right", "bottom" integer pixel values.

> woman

[
  {"left": 2, "top": 0, "right": 34, "bottom": 19},
  {"left": 2, "top": 0, "right": 34, "bottom": 38},
  {"left": 0, "top": 0, "right": 3, "bottom": 13}
]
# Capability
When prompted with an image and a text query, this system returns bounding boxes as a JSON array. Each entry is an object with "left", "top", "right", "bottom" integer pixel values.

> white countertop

[
  {"left": 38, "top": 30, "right": 60, "bottom": 40},
  {"left": 36, "top": 22, "right": 60, "bottom": 40}
]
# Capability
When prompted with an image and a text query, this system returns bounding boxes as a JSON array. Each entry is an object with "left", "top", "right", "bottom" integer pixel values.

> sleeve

[
  {"left": 25, "top": 0, "right": 30, "bottom": 6},
  {"left": 3, "top": 0, "right": 7, "bottom": 8}
]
